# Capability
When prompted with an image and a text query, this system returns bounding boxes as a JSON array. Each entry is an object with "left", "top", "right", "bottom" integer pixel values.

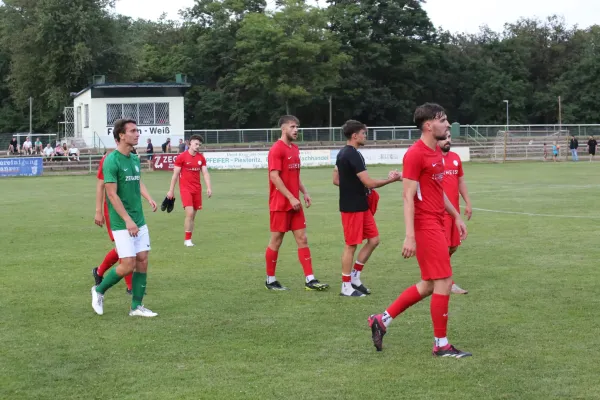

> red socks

[
  {"left": 185, "top": 231, "right": 192, "bottom": 241},
  {"left": 342, "top": 274, "right": 351, "bottom": 283},
  {"left": 265, "top": 247, "right": 278, "bottom": 276},
  {"left": 123, "top": 273, "right": 133, "bottom": 290},
  {"left": 386, "top": 285, "right": 423, "bottom": 318},
  {"left": 430, "top": 293, "right": 450, "bottom": 338},
  {"left": 297, "top": 247, "right": 313, "bottom": 277},
  {"left": 353, "top": 261, "right": 364, "bottom": 272},
  {"left": 97, "top": 248, "right": 119, "bottom": 276}
]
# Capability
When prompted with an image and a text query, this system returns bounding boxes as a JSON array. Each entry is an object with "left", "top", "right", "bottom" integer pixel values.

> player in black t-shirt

[
  {"left": 334, "top": 120, "right": 402, "bottom": 297},
  {"left": 587, "top": 136, "right": 597, "bottom": 162}
]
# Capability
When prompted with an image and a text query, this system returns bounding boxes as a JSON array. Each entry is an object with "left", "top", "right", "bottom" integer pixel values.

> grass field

[{"left": 1, "top": 162, "right": 600, "bottom": 400}]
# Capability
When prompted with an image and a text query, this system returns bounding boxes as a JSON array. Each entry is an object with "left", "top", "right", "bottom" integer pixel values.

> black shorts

[
  {"left": 147, "top": 154, "right": 154, "bottom": 161},
  {"left": 590, "top": 149, "right": 596, "bottom": 156}
]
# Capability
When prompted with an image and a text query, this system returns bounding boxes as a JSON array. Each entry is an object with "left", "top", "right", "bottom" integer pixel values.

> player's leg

[
  {"left": 449, "top": 245, "right": 467, "bottom": 294},
  {"left": 184, "top": 207, "right": 198, "bottom": 247},
  {"left": 291, "top": 209, "right": 329, "bottom": 291},
  {"left": 352, "top": 211, "right": 380, "bottom": 295},
  {"left": 91, "top": 230, "right": 137, "bottom": 315},
  {"left": 129, "top": 226, "right": 157, "bottom": 317},
  {"left": 444, "top": 215, "right": 468, "bottom": 295},
  {"left": 265, "top": 211, "right": 288, "bottom": 290},
  {"left": 340, "top": 212, "right": 365, "bottom": 296}
]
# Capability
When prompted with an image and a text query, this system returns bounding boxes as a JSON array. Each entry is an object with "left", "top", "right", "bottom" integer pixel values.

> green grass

[{"left": 1, "top": 162, "right": 600, "bottom": 400}]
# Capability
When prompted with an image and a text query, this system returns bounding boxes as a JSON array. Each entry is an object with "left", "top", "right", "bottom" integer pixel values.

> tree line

[{"left": 1, "top": 0, "right": 599, "bottom": 133}]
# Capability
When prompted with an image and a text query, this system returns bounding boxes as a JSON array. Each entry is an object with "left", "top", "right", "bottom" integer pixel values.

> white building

[{"left": 70, "top": 77, "right": 191, "bottom": 149}]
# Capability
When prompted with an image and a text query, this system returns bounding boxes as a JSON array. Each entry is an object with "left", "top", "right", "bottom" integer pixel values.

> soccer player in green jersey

[{"left": 91, "top": 119, "right": 159, "bottom": 317}]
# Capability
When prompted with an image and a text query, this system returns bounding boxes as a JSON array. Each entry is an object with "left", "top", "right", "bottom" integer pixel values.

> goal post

[{"left": 494, "top": 129, "right": 570, "bottom": 162}]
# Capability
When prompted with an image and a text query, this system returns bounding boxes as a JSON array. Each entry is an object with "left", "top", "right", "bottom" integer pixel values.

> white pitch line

[{"left": 472, "top": 207, "right": 600, "bottom": 219}]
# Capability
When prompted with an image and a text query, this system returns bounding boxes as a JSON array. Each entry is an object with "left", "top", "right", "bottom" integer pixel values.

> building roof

[{"left": 73, "top": 82, "right": 192, "bottom": 98}]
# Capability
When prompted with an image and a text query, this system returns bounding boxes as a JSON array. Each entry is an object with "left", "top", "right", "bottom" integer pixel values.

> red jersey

[
  {"left": 402, "top": 139, "right": 445, "bottom": 229},
  {"left": 268, "top": 140, "right": 301, "bottom": 212},
  {"left": 97, "top": 154, "right": 109, "bottom": 217},
  {"left": 442, "top": 151, "right": 464, "bottom": 213},
  {"left": 175, "top": 151, "right": 207, "bottom": 193}
]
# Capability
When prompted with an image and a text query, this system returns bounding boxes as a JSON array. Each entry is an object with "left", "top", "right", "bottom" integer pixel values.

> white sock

[
  {"left": 305, "top": 274, "right": 315, "bottom": 283},
  {"left": 341, "top": 275, "right": 354, "bottom": 295},
  {"left": 351, "top": 265, "right": 363, "bottom": 286},
  {"left": 266, "top": 276, "right": 277, "bottom": 284},
  {"left": 382, "top": 311, "right": 393, "bottom": 328},
  {"left": 435, "top": 337, "right": 449, "bottom": 348}
]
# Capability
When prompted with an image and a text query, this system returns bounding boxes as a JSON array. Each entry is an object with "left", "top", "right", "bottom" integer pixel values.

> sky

[{"left": 113, "top": 0, "right": 600, "bottom": 34}]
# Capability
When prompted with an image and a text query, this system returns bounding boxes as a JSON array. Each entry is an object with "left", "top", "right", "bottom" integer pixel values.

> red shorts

[
  {"left": 181, "top": 190, "right": 202, "bottom": 210},
  {"left": 367, "top": 189, "right": 380, "bottom": 216},
  {"left": 270, "top": 209, "right": 306, "bottom": 232},
  {"left": 341, "top": 210, "right": 379, "bottom": 246},
  {"left": 104, "top": 210, "right": 114, "bottom": 242},
  {"left": 444, "top": 214, "right": 461, "bottom": 248},
  {"left": 415, "top": 229, "right": 452, "bottom": 281}
]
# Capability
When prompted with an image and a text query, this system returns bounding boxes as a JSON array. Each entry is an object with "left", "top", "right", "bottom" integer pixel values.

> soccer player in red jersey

[
  {"left": 439, "top": 133, "right": 473, "bottom": 295},
  {"left": 167, "top": 135, "right": 212, "bottom": 247},
  {"left": 264, "top": 115, "right": 329, "bottom": 291},
  {"left": 332, "top": 120, "right": 401, "bottom": 296},
  {"left": 93, "top": 150, "right": 133, "bottom": 294},
  {"left": 368, "top": 103, "right": 472, "bottom": 358}
]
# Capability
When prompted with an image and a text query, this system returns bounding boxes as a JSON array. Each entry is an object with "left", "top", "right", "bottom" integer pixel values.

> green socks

[
  {"left": 95, "top": 268, "right": 123, "bottom": 294},
  {"left": 131, "top": 272, "right": 147, "bottom": 310}
]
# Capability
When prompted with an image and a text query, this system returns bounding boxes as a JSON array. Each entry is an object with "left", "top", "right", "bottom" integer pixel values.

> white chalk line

[
  {"left": 472, "top": 207, "right": 600, "bottom": 219},
  {"left": 470, "top": 184, "right": 600, "bottom": 195}
]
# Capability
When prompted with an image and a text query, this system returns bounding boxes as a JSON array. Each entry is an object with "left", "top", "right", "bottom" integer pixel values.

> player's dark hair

[
  {"left": 278, "top": 115, "right": 299, "bottom": 127},
  {"left": 113, "top": 119, "right": 137, "bottom": 142},
  {"left": 190, "top": 134, "right": 204, "bottom": 144},
  {"left": 413, "top": 103, "right": 446, "bottom": 130},
  {"left": 342, "top": 120, "right": 367, "bottom": 139}
]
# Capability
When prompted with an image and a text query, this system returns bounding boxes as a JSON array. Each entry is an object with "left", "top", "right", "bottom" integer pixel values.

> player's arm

[
  {"left": 401, "top": 178, "right": 417, "bottom": 258},
  {"left": 356, "top": 171, "right": 400, "bottom": 189},
  {"left": 94, "top": 178, "right": 105, "bottom": 227},
  {"left": 167, "top": 166, "right": 182, "bottom": 199},
  {"left": 140, "top": 181, "right": 157, "bottom": 212},
  {"left": 299, "top": 177, "right": 312, "bottom": 208},
  {"left": 201, "top": 165, "right": 212, "bottom": 197},
  {"left": 269, "top": 170, "right": 301, "bottom": 211},
  {"left": 332, "top": 166, "right": 339, "bottom": 186},
  {"left": 458, "top": 176, "right": 473, "bottom": 220},
  {"left": 444, "top": 192, "right": 467, "bottom": 240}
]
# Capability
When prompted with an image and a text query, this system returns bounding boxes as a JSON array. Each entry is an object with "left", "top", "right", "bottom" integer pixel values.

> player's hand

[
  {"left": 207, "top": 188, "right": 212, "bottom": 198},
  {"left": 456, "top": 217, "right": 468, "bottom": 240},
  {"left": 166, "top": 190, "right": 174, "bottom": 200},
  {"left": 148, "top": 198, "right": 158, "bottom": 212},
  {"left": 464, "top": 204, "right": 473, "bottom": 221},
  {"left": 388, "top": 170, "right": 402, "bottom": 181},
  {"left": 402, "top": 235, "right": 416, "bottom": 259},
  {"left": 304, "top": 193, "right": 312, "bottom": 208},
  {"left": 94, "top": 211, "right": 105, "bottom": 227},
  {"left": 289, "top": 196, "right": 301, "bottom": 211},
  {"left": 126, "top": 219, "right": 139, "bottom": 237}
]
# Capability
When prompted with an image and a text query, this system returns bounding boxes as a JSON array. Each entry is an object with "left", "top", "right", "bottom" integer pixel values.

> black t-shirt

[
  {"left": 336, "top": 145, "right": 369, "bottom": 212},
  {"left": 10, "top": 139, "right": 17, "bottom": 149},
  {"left": 588, "top": 139, "right": 597, "bottom": 149},
  {"left": 147, "top": 143, "right": 154, "bottom": 154}
]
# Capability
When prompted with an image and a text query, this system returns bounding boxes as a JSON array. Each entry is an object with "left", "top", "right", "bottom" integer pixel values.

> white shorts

[{"left": 112, "top": 224, "right": 151, "bottom": 258}]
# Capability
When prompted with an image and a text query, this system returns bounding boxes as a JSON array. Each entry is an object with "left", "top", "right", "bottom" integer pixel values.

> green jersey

[{"left": 103, "top": 150, "right": 145, "bottom": 231}]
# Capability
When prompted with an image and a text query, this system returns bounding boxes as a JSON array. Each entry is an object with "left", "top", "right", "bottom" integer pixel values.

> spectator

[
  {"left": 543, "top": 142, "right": 548, "bottom": 161},
  {"left": 8, "top": 136, "right": 19, "bottom": 155},
  {"left": 68, "top": 142, "right": 80, "bottom": 161},
  {"left": 43, "top": 143, "right": 54, "bottom": 161},
  {"left": 587, "top": 136, "right": 597, "bottom": 162},
  {"left": 162, "top": 138, "right": 171, "bottom": 153},
  {"left": 569, "top": 135, "right": 579, "bottom": 161},
  {"left": 178, "top": 138, "right": 185, "bottom": 153},
  {"left": 146, "top": 138, "right": 154, "bottom": 170},
  {"left": 552, "top": 141, "right": 559, "bottom": 162},
  {"left": 34, "top": 137, "right": 43, "bottom": 154},
  {"left": 55, "top": 143, "right": 65, "bottom": 159},
  {"left": 22, "top": 137, "right": 33, "bottom": 155},
  {"left": 184, "top": 139, "right": 190, "bottom": 151}
]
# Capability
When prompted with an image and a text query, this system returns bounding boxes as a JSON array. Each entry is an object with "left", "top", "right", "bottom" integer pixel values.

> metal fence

[{"left": 184, "top": 124, "right": 600, "bottom": 144}]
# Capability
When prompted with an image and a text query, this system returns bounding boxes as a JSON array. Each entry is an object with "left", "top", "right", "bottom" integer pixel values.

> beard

[
  {"left": 286, "top": 132, "right": 297, "bottom": 142},
  {"left": 441, "top": 143, "right": 451, "bottom": 152}
]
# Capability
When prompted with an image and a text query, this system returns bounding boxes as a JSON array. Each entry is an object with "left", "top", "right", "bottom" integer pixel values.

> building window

[
  {"left": 105, "top": 103, "right": 170, "bottom": 126},
  {"left": 84, "top": 104, "right": 89, "bottom": 128}
]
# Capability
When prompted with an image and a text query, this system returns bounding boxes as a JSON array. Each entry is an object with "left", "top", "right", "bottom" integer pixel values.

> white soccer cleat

[
  {"left": 91, "top": 286, "right": 104, "bottom": 315},
  {"left": 129, "top": 305, "right": 158, "bottom": 317},
  {"left": 184, "top": 240, "right": 195, "bottom": 247},
  {"left": 451, "top": 283, "right": 469, "bottom": 295}
]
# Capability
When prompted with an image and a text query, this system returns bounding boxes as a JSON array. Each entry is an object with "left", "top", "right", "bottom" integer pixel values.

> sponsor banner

[
  {"left": 151, "top": 147, "right": 470, "bottom": 171},
  {"left": 0, "top": 157, "right": 43, "bottom": 177}
]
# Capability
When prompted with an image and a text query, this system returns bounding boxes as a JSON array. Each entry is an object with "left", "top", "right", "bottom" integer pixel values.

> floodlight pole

[
  {"left": 503, "top": 100, "right": 509, "bottom": 131},
  {"left": 29, "top": 97, "right": 33, "bottom": 135},
  {"left": 328, "top": 95, "right": 332, "bottom": 140}
]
